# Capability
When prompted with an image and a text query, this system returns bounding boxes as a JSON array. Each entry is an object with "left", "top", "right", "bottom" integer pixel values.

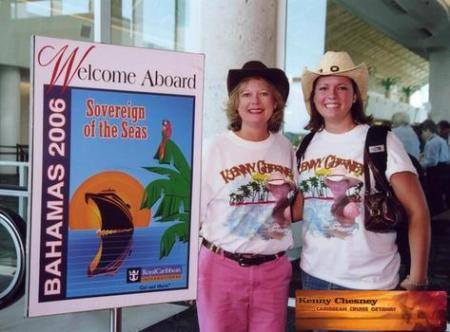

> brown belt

[{"left": 202, "top": 238, "right": 285, "bottom": 267}]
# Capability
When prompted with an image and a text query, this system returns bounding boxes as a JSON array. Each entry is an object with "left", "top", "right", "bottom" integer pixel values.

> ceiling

[{"left": 326, "top": 0, "right": 450, "bottom": 89}]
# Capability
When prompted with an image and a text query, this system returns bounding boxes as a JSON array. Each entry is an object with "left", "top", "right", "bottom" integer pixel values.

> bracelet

[{"left": 405, "top": 275, "right": 429, "bottom": 287}]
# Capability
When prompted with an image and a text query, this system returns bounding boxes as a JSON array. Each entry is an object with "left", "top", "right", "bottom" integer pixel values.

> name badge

[{"left": 369, "top": 145, "right": 385, "bottom": 153}]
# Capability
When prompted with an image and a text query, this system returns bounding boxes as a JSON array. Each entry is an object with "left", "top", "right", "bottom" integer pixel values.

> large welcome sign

[{"left": 27, "top": 36, "right": 203, "bottom": 317}]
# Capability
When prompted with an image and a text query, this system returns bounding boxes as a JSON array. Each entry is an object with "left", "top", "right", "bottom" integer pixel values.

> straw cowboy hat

[
  {"left": 301, "top": 51, "right": 368, "bottom": 114},
  {"left": 325, "top": 165, "right": 360, "bottom": 187},
  {"left": 227, "top": 60, "right": 290, "bottom": 102},
  {"left": 265, "top": 171, "right": 295, "bottom": 189}
]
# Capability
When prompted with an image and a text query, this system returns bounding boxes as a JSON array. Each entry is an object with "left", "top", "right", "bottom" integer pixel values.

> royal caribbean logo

[
  {"left": 141, "top": 265, "right": 182, "bottom": 283},
  {"left": 126, "top": 268, "right": 142, "bottom": 283},
  {"left": 126, "top": 265, "right": 182, "bottom": 284}
]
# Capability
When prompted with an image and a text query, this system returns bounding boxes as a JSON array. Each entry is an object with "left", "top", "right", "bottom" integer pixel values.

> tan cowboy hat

[
  {"left": 227, "top": 60, "right": 290, "bottom": 102},
  {"left": 301, "top": 51, "right": 368, "bottom": 114}
]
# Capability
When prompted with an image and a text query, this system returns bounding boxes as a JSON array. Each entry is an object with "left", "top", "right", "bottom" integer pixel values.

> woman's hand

[{"left": 399, "top": 275, "right": 429, "bottom": 290}]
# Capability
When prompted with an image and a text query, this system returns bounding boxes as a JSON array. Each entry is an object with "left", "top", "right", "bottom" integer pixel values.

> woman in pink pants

[{"left": 197, "top": 60, "right": 297, "bottom": 332}]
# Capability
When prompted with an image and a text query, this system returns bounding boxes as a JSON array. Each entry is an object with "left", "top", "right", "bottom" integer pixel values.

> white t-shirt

[
  {"left": 297, "top": 124, "right": 416, "bottom": 290},
  {"left": 200, "top": 131, "right": 297, "bottom": 255}
]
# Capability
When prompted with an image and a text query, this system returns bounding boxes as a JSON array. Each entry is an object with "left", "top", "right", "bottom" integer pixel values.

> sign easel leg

[{"left": 110, "top": 307, "right": 122, "bottom": 332}]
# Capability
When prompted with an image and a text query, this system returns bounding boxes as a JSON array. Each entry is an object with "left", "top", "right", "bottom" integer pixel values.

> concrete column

[
  {"left": 131, "top": 0, "right": 145, "bottom": 47},
  {"left": 0, "top": 65, "right": 21, "bottom": 161},
  {"left": 200, "top": 0, "right": 279, "bottom": 139},
  {"left": 428, "top": 48, "right": 450, "bottom": 122}
]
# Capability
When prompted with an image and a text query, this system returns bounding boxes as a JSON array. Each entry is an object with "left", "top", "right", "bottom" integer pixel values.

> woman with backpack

[{"left": 292, "top": 51, "right": 430, "bottom": 292}]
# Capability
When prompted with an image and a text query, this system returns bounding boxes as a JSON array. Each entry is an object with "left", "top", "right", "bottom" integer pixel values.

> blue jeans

[{"left": 301, "top": 270, "right": 354, "bottom": 290}]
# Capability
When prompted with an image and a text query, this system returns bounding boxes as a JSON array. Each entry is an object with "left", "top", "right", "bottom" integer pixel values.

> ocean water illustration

[{"left": 66, "top": 224, "right": 188, "bottom": 298}]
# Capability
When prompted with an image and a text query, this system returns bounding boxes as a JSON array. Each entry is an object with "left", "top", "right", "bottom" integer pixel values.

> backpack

[
  {"left": 365, "top": 125, "right": 425, "bottom": 190},
  {"left": 295, "top": 125, "right": 424, "bottom": 270}
]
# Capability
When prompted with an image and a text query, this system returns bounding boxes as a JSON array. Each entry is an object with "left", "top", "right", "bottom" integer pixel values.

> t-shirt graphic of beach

[
  {"left": 301, "top": 165, "right": 363, "bottom": 238},
  {"left": 226, "top": 172, "right": 294, "bottom": 240}
]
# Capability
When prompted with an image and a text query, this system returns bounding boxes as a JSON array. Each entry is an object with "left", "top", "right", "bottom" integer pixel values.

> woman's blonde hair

[{"left": 225, "top": 77, "right": 286, "bottom": 133}]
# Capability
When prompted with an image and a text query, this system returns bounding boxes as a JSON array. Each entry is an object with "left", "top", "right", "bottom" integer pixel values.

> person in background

[
  {"left": 437, "top": 120, "right": 450, "bottom": 156},
  {"left": 420, "top": 119, "right": 450, "bottom": 215},
  {"left": 437, "top": 120, "right": 450, "bottom": 208},
  {"left": 292, "top": 51, "right": 430, "bottom": 297},
  {"left": 420, "top": 119, "right": 449, "bottom": 168},
  {"left": 197, "top": 60, "right": 297, "bottom": 332},
  {"left": 391, "top": 111, "right": 421, "bottom": 160}
]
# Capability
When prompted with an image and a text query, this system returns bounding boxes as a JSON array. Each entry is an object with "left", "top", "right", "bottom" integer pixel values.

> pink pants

[{"left": 196, "top": 245, "right": 292, "bottom": 332}]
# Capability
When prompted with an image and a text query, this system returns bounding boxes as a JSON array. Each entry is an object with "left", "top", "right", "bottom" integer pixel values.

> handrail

[
  {"left": 0, "top": 186, "right": 27, "bottom": 195},
  {"left": 0, "top": 161, "right": 29, "bottom": 167},
  {"left": 0, "top": 145, "right": 29, "bottom": 162},
  {"left": 0, "top": 161, "right": 29, "bottom": 219}
]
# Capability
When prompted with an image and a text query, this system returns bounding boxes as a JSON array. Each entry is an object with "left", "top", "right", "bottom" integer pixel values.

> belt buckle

[
  {"left": 238, "top": 256, "right": 250, "bottom": 267},
  {"left": 211, "top": 245, "right": 222, "bottom": 254}
]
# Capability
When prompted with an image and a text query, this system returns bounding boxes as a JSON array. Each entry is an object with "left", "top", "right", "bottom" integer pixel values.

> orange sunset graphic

[
  {"left": 69, "top": 171, "right": 151, "bottom": 277},
  {"left": 69, "top": 171, "right": 151, "bottom": 230}
]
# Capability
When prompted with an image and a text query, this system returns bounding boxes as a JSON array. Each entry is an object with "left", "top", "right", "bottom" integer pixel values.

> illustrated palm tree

[
  {"left": 251, "top": 172, "right": 268, "bottom": 201},
  {"left": 309, "top": 177, "right": 319, "bottom": 197},
  {"left": 229, "top": 193, "right": 237, "bottom": 204},
  {"left": 237, "top": 184, "right": 252, "bottom": 203},
  {"left": 299, "top": 180, "right": 310, "bottom": 194},
  {"left": 248, "top": 181, "right": 260, "bottom": 202},
  {"left": 141, "top": 139, "right": 191, "bottom": 259},
  {"left": 318, "top": 177, "right": 326, "bottom": 197}
]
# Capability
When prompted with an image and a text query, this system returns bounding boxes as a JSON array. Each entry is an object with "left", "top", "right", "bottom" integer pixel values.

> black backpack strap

[
  {"left": 295, "top": 132, "right": 315, "bottom": 168},
  {"left": 365, "top": 125, "right": 390, "bottom": 191},
  {"left": 408, "top": 153, "right": 425, "bottom": 181}
]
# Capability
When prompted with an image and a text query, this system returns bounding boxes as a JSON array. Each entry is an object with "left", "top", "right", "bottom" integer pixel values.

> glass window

[
  {"left": 112, "top": 0, "right": 190, "bottom": 51},
  {"left": 61, "top": 0, "right": 90, "bottom": 15},
  {"left": 11, "top": 0, "right": 92, "bottom": 19},
  {"left": 284, "top": 0, "right": 327, "bottom": 144},
  {"left": 0, "top": 0, "right": 96, "bottom": 217},
  {"left": 11, "top": 1, "right": 52, "bottom": 18},
  {"left": 0, "top": 0, "right": 192, "bottom": 218}
]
